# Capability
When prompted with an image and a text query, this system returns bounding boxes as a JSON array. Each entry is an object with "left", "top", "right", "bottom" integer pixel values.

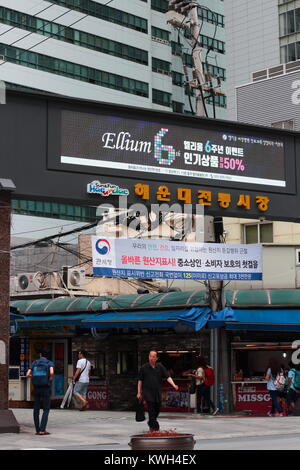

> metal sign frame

[{"left": 1, "top": 89, "right": 300, "bottom": 221}]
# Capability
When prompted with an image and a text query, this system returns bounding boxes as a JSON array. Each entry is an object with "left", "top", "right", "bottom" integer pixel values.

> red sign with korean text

[
  {"left": 87, "top": 385, "right": 109, "bottom": 410},
  {"left": 234, "top": 382, "right": 271, "bottom": 414}
]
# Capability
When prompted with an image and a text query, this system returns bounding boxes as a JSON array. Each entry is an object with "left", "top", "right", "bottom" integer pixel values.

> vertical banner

[{"left": 20, "top": 338, "right": 29, "bottom": 377}]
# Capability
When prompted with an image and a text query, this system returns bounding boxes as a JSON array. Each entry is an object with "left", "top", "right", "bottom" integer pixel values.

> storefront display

[
  {"left": 231, "top": 342, "right": 293, "bottom": 415},
  {"left": 155, "top": 350, "right": 199, "bottom": 412},
  {"left": 161, "top": 379, "right": 194, "bottom": 412}
]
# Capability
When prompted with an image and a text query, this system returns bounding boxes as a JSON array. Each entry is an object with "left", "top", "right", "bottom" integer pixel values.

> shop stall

[
  {"left": 231, "top": 342, "right": 293, "bottom": 414},
  {"left": 157, "top": 350, "right": 199, "bottom": 412}
]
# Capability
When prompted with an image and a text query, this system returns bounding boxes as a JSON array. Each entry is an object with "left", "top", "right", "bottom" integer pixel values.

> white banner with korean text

[{"left": 92, "top": 237, "right": 262, "bottom": 281}]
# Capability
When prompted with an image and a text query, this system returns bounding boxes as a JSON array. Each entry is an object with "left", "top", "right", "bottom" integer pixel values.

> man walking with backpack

[{"left": 26, "top": 349, "right": 54, "bottom": 435}]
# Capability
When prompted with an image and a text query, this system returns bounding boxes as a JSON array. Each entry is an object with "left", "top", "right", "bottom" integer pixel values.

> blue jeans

[
  {"left": 269, "top": 390, "right": 282, "bottom": 414},
  {"left": 33, "top": 386, "right": 51, "bottom": 432}
]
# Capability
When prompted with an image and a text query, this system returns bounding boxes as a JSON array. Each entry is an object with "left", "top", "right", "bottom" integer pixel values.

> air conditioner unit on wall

[
  {"left": 62, "top": 266, "right": 85, "bottom": 290},
  {"left": 15, "top": 272, "right": 62, "bottom": 292},
  {"left": 15, "top": 272, "right": 44, "bottom": 292}
]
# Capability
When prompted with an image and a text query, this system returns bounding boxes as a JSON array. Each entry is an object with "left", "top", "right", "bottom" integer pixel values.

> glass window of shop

[
  {"left": 92, "top": 352, "right": 105, "bottom": 378},
  {"left": 29, "top": 339, "right": 68, "bottom": 398},
  {"left": 116, "top": 351, "right": 137, "bottom": 375},
  {"left": 140, "top": 350, "right": 199, "bottom": 377},
  {"left": 232, "top": 343, "right": 293, "bottom": 381}
]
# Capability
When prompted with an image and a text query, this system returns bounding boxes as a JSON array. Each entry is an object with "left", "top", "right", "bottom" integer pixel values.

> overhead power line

[
  {"left": 0, "top": 0, "right": 117, "bottom": 70},
  {"left": 11, "top": 220, "right": 98, "bottom": 250}
]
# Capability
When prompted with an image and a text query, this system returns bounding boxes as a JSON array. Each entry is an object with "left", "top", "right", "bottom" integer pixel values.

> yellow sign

[{"left": 134, "top": 184, "right": 270, "bottom": 212}]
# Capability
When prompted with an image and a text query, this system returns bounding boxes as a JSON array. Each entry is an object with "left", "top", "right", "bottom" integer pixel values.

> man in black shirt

[{"left": 137, "top": 350, "right": 179, "bottom": 431}]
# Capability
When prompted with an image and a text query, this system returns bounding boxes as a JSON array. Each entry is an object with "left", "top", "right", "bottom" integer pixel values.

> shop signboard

[
  {"left": 59, "top": 109, "right": 286, "bottom": 189},
  {"left": 233, "top": 382, "right": 271, "bottom": 414},
  {"left": 87, "top": 384, "right": 109, "bottom": 410},
  {"left": 0, "top": 89, "right": 300, "bottom": 220},
  {"left": 92, "top": 237, "right": 262, "bottom": 281},
  {"left": 20, "top": 338, "right": 29, "bottom": 377}
]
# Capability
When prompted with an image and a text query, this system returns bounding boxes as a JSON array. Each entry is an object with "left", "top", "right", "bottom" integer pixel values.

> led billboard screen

[
  {"left": 60, "top": 110, "right": 286, "bottom": 189},
  {"left": 1, "top": 90, "right": 300, "bottom": 221}
]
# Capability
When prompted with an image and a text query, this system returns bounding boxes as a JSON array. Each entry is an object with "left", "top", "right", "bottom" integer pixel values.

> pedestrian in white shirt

[{"left": 72, "top": 350, "right": 91, "bottom": 411}]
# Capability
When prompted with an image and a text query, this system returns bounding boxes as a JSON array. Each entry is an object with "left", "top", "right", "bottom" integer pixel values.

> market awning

[
  {"left": 16, "top": 312, "right": 93, "bottom": 328},
  {"left": 207, "top": 308, "right": 300, "bottom": 331},
  {"left": 81, "top": 307, "right": 212, "bottom": 331},
  {"left": 15, "top": 307, "right": 213, "bottom": 331},
  {"left": 10, "top": 290, "right": 209, "bottom": 315}
]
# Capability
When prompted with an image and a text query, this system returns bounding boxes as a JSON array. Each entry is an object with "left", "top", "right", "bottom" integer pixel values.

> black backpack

[{"left": 32, "top": 360, "right": 50, "bottom": 387}]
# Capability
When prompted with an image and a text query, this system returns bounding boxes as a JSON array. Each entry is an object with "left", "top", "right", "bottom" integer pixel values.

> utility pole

[
  {"left": 0, "top": 179, "right": 19, "bottom": 432},
  {"left": 167, "top": 0, "right": 207, "bottom": 117},
  {"left": 188, "top": 3, "right": 207, "bottom": 117},
  {"left": 167, "top": 0, "right": 227, "bottom": 412}
]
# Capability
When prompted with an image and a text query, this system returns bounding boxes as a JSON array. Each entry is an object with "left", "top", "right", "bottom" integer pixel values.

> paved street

[{"left": 1, "top": 409, "right": 300, "bottom": 450}]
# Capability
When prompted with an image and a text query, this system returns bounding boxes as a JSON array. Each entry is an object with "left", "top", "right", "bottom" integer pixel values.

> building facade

[
  {"left": 225, "top": 0, "right": 281, "bottom": 121},
  {"left": 236, "top": 66, "right": 300, "bottom": 131},
  {"left": 0, "top": 0, "right": 226, "bottom": 119}
]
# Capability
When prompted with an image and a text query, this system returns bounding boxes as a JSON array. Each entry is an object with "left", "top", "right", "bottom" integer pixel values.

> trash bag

[{"left": 135, "top": 398, "right": 146, "bottom": 422}]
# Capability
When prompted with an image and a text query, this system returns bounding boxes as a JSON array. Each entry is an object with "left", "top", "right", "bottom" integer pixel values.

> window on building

[
  {"left": 183, "top": 53, "right": 193, "bottom": 67},
  {"left": 288, "top": 42, "right": 296, "bottom": 61},
  {"left": 287, "top": 9, "right": 295, "bottom": 33},
  {"left": 12, "top": 199, "right": 97, "bottom": 222},
  {"left": 172, "top": 101, "right": 184, "bottom": 113},
  {"left": 93, "top": 353, "right": 105, "bottom": 377},
  {"left": 0, "top": 43, "right": 149, "bottom": 98},
  {"left": 171, "top": 71, "right": 183, "bottom": 86},
  {"left": 296, "top": 8, "right": 300, "bottom": 31},
  {"left": 151, "top": 26, "right": 170, "bottom": 42},
  {"left": 244, "top": 223, "right": 273, "bottom": 244},
  {"left": 281, "top": 40, "right": 300, "bottom": 62},
  {"left": 152, "top": 57, "right": 171, "bottom": 75},
  {"left": 280, "top": 8, "right": 300, "bottom": 37},
  {"left": 207, "top": 94, "right": 227, "bottom": 108},
  {"left": 171, "top": 41, "right": 182, "bottom": 56},
  {"left": 151, "top": 0, "right": 168, "bottom": 13},
  {"left": 46, "top": 0, "right": 148, "bottom": 33},
  {"left": 116, "top": 352, "right": 137, "bottom": 375},
  {"left": 152, "top": 89, "right": 172, "bottom": 107},
  {"left": 271, "top": 119, "right": 294, "bottom": 130},
  {"left": 0, "top": 7, "right": 149, "bottom": 66},
  {"left": 198, "top": 8, "right": 225, "bottom": 27}
]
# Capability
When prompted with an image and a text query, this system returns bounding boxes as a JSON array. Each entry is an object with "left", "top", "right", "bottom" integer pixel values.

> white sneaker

[{"left": 212, "top": 408, "right": 219, "bottom": 416}]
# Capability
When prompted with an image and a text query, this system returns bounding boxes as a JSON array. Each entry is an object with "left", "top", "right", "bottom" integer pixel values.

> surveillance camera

[{"left": 258, "top": 216, "right": 266, "bottom": 222}]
